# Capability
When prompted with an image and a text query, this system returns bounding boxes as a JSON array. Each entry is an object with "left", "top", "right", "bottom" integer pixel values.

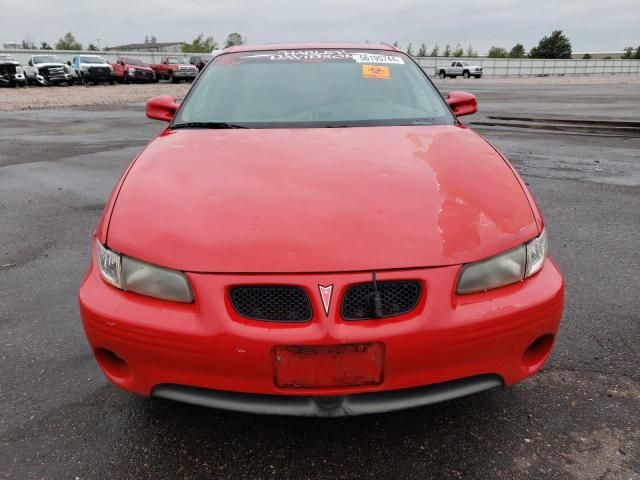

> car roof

[{"left": 223, "top": 42, "right": 399, "bottom": 54}]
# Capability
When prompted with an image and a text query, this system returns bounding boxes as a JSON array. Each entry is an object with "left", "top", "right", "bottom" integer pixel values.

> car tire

[
  {"left": 81, "top": 74, "right": 88, "bottom": 86},
  {"left": 463, "top": 71, "right": 470, "bottom": 79},
  {"left": 108, "top": 79, "right": 115, "bottom": 85},
  {"left": 438, "top": 70, "right": 446, "bottom": 79},
  {"left": 67, "top": 79, "right": 74, "bottom": 86},
  {"left": 474, "top": 75, "right": 482, "bottom": 79},
  {"left": 169, "top": 72, "right": 176, "bottom": 84}
]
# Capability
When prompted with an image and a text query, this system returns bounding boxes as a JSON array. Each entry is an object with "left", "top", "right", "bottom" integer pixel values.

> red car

[
  {"left": 150, "top": 56, "right": 198, "bottom": 83},
  {"left": 111, "top": 56, "right": 156, "bottom": 84},
  {"left": 79, "top": 43, "right": 564, "bottom": 416}
]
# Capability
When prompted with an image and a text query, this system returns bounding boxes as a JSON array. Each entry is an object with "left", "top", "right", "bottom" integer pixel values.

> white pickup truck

[{"left": 436, "top": 61, "right": 483, "bottom": 79}]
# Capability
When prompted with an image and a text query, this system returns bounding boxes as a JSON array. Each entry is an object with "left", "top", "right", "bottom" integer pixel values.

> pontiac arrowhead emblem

[{"left": 318, "top": 285, "right": 333, "bottom": 316}]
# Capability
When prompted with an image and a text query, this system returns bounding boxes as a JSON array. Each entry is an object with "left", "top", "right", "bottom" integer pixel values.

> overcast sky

[{"left": 3, "top": 0, "right": 638, "bottom": 53}]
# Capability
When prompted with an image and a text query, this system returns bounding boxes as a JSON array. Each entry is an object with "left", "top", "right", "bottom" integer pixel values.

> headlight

[
  {"left": 128, "top": 67, "right": 135, "bottom": 75},
  {"left": 108, "top": 65, "right": 114, "bottom": 73},
  {"left": 456, "top": 229, "right": 548, "bottom": 294},
  {"left": 64, "top": 65, "right": 70, "bottom": 73},
  {"left": 16, "top": 66, "right": 23, "bottom": 72},
  {"left": 96, "top": 241, "right": 193, "bottom": 303},
  {"left": 525, "top": 228, "right": 547, "bottom": 277}
]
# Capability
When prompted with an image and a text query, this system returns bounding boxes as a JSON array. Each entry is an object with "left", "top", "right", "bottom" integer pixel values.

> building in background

[{"left": 106, "top": 42, "right": 185, "bottom": 53}]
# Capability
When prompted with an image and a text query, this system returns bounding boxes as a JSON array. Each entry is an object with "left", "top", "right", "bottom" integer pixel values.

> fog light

[
  {"left": 95, "top": 348, "right": 131, "bottom": 379},
  {"left": 522, "top": 334, "right": 554, "bottom": 369}
]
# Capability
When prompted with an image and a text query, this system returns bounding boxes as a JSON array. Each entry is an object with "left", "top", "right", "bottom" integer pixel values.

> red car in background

[
  {"left": 79, "top": 43, "right": 564, "bottom": 416},
  {"left": 150, "top": 56, "right": 198, "bottom": 83},
  {"left": 111, "top": 56, "right": 155, "bottom": 83}
]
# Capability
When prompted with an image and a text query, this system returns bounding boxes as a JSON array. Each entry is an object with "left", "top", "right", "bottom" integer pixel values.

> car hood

[{"left": 107, "top": 125, "right": 538, "bottom": 273}]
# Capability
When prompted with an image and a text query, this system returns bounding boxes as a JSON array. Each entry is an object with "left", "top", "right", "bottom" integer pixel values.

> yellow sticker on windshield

[{"left": 362, "top": 64, "right": 390, "bottom": 80}]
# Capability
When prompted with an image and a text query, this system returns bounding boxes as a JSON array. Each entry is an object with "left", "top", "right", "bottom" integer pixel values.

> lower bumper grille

[
  {"left": 88, "top": 67, "right": 111, "bottom": 78},
  {"left": 133, "top": 70, "right": 154, "bottom": 80},
  {"left": 230, "top": 285, "right": 312, "bottom": 322},
  {"left": 341, "top": 281, "right": 422, "bottom": 320},
  {"left": 0, "top": 65, "right": 17, "bottom": 75}
]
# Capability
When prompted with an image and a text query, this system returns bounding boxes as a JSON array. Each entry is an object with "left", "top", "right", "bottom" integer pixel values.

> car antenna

[{"left": 368, "top": 272, "right": 384, "bottom": 318}]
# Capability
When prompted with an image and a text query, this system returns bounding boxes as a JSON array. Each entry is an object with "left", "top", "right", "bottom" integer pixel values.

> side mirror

[
  {"left": 120, "top": 61, "right": 125, "bottom": 66},
  {"left": 28, "top": 60, "right": 33, "bottom": 66},
  {"left": 146, "top": 96, "right": 179, "bottom": 122},
  {"left": 446, "top": 91, "right": 477, "bottom": 117}
]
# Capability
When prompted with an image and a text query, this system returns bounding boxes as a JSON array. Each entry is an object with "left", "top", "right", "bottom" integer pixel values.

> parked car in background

[
  {"left": 189, "top": 54, "right": 213, "bottom": 71},
  {"left": 0, "top": 54, "right": 26, "bottom": 87},
  {"left": 25, "top": 55, "right": 75, "bottom": 86},
  {"left": 151, "top": 57, "right": 198, "bottom": 83},
  {"left": 437, "top": 61, "right": 483, "bottom": 79},
  {"left": 112, "top": 57, "right": 155, "bottom": 84},
  {"left": 72, "top": 55, "right": 115, "bottom": 85}
]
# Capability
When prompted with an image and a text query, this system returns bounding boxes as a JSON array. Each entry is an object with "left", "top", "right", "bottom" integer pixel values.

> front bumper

[
  {"left": 36, "top": 73, "right": 73, "bottom": 84},
  {"left": 0, "top": 73, "right": 25, "bottom": 86},
  {"left": 79, "top": 258, "right": 564, "bottom": 414},
  {"left": 83, "top": 70, "right": 114, "bottom": 82},
  {"left": 173, "top": 70, "right": 197, "bottom": 78},
  {"left": 130, "top": 70, "right": 155, "bottom": 82}
]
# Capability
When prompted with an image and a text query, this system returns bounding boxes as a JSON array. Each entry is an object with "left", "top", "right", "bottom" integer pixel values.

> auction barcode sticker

[{"left": 351, "top": 53, "right": 404, "bottom": 64}]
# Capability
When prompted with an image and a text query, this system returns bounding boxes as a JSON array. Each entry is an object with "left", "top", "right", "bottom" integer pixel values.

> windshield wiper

[{"left": 170, "top": 122, "right": 248, "bottom": 130}]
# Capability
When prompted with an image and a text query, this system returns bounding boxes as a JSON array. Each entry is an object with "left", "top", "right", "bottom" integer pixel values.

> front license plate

[{"left": 273, "top": 343, "right": 384, "bottom": 388}]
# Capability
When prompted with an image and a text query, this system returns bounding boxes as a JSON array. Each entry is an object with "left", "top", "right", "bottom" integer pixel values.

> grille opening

[
  {"left": 341, "top": 281, "right": 422, "bottom": 320},
  {"left": 230, "top": 285, "right": 312, "bottom": 322}
]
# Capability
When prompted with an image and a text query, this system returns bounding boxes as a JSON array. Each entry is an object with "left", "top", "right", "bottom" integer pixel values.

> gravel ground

[{"left": 0, "top": 74, "right": 638, "bottom": 112}]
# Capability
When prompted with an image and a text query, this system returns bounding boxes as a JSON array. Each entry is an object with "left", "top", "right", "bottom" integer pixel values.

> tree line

[
  {"left": 392, "top": 31, "right": 570, "bottom": 58},
  {"left": 13, "top": 30, "right": 640, "bottom": 60},
  {"left": 15, "top": 32, "right": 245, "bottom": 53},
  {"left": 395, "top": 31, "right": 639, "bottom": 60}
]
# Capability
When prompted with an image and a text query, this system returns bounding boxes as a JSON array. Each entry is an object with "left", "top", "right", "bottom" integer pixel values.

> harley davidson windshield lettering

[
  {"left": 242, "top": 50, "right": 351, "bottom": 61},
  {"left": 240, "top": 51, "right": 405, "bottom": 63}
]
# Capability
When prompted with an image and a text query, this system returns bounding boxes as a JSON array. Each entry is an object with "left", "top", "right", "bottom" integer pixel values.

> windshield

[
  {"left": 80, "top": 56, "right": 107, "bottom": 64},
  {"left": 124, "top": 58, "right": 148, "bottom": 67},
  {"left": 167, "top": 58, "right": 189, "bottom": 64},
  {"left": 174, "top": 49, "right": 453, "bottom": 128},
  {"left": 33, "top": 55, "right": 64, "bottom": 64}
]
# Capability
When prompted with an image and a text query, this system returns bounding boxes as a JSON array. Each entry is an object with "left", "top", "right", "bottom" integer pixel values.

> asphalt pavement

[{"left": 1, "top": 79, "right": 639, "bottom": 479}]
